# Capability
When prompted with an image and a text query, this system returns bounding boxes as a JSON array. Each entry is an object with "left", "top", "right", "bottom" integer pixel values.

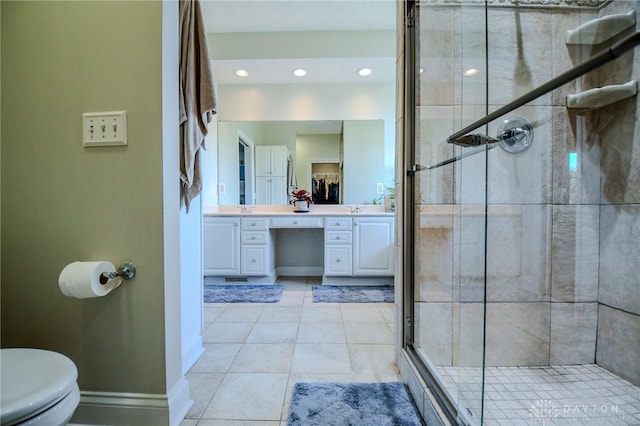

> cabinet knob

[
  {"left": 251, "top": 236, "right": 256, "bottom": 240},
  {"left": 251, "top": 258, "right": 256, "bottom": 262},
  {"left": 336, "top": 258, "right": 341, "bottom": 263},
  {"left": 293, "top": 220, "right": 298, "bottom": 224},
  {"left": 336, "top": 222, "right": 341, "bottom": 226},
  {"left": 336, "top": 236, "right": 341, "bottom": 240}
]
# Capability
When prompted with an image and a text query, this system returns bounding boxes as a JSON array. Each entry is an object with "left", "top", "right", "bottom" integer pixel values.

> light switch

[
  {"left": 83, "top": 111, "right": 127, "bottom": 146},
  {"left": 376, "top": 182, "right": 384, "bottom": 194}
]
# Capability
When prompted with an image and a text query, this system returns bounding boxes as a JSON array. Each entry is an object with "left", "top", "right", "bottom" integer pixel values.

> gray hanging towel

[
  {"left": 287, "top": 154, "right": 298, "bottom": 193},
  {"left": 179, "top": 0, "right": 217, "bottom": 212}
]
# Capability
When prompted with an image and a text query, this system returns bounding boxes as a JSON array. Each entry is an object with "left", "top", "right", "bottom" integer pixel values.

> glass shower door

[
  {"left": 407, "top": 0, "right": 640, "bottom": 424},
  {"left": 409, "top": 1, "right": 490, "bottom": 424}
]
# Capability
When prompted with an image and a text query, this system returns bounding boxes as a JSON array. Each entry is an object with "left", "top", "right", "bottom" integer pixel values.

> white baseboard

[
  {"left": 204, "top": 271, "right": 277, "bottom": 284},
  {"left": 277, "top": 266, "right": 323, "bottom": 276},
  {"left": 68, "top": 378, "right": 192, "bottom": 426},
  {"left": 321, "top": 276, "right": 393, "bottom": 285},
  {"left": 168, "top": 377, "right": 193, "bottom": 426},
  {"left": 182, "top": 335, "right": 204, "bottom": 375}
]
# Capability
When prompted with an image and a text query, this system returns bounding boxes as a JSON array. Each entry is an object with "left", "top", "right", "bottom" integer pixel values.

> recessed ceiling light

[
  {"left": 463, "top": 68, "right": 479, "bottom": 76},
  {"left": 357, "top": 68, "right": 372, "bottom": 77},
  {"left": 293, "top": 68, "right": 307, "bottom": 77},
  {"left": 235, "top": 69, "right": 249, "bottom": 77}
]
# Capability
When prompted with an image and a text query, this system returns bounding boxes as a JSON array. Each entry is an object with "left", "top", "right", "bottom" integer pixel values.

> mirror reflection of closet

[
  {"left": 311, "top": 162, "right": 341, "bottom": 204},
  {"left": 238, "top": 138, "right": 253, "bottom": 205}
]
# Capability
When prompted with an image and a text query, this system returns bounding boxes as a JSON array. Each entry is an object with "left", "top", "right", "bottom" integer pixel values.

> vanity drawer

[
  {"left": 241, "top": 217, "right": 269, "bottom": 231},
  {"left": 241, "top": 231, "right": 269, "bottom": 245},
  {"left": 270, "top": 216, "right": 323, "bottom": 228},
  {"left": 325, "top": 217, "right": 353, "bottom": 230},
  {"left": 325, "top": 231, "right": 352, "bottom": 244}
]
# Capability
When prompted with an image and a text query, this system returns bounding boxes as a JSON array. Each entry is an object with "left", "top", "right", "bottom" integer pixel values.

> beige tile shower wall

[{"left": 590, "top": 1, "right": 639, "bottom": 387}]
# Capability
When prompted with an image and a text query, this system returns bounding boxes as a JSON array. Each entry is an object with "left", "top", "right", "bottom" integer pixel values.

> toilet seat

[{"left": 1, "top": 348, "right": 80, "bottom": 426}]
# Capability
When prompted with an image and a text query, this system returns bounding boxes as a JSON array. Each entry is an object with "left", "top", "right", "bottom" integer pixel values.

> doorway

[{"left": 238, "top": 137, "right": 253, "bottom": 205}]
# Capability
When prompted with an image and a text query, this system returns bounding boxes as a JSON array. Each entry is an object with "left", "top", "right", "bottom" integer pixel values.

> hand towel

[
  {"left": 287, "top": 154, "right": 298, "bottom": 195},
  {"left": 179, "top": 0, "right": 217, "bottom": 212}
]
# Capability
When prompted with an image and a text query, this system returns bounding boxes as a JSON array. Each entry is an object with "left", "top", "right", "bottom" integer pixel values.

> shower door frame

[{"left": 401, "top": 1, "right": 466, "bottom": 424}]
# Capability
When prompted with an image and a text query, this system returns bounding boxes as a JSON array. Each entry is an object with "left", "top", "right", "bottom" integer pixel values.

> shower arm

[{"left": 446, "top": 30, "right": 640, "bottom": 146}]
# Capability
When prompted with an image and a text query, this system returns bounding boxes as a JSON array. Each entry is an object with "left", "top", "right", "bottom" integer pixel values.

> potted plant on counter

[{"left": 291, "top": 189, "right": 313, "bottom": 212}]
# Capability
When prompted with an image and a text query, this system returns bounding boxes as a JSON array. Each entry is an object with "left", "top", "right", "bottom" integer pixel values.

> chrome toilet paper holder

[{"left": 99, "top": 262, "right": 136, "bottom": 285}]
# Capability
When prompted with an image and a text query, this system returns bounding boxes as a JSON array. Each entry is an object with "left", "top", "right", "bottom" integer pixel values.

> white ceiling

[
  {"left": 200, "top": 0, "right": 396, "bottom": 34},
  {"left": 200, "top": 0, "right": 397, "bottom": 85}
]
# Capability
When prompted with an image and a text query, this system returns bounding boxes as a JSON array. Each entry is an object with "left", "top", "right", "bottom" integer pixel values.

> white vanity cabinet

[
  {"left": 255, "top": 145, "right": 290, "bottom": 205},
  {"left": 240, "top": 217, "right": 273, "bottom": 276},
  {"left": 324, "top": 217, "right": 353, "bottom": 276},
  {"left": 352, "top": 216, "right": 394, "bottom": 276},
  {"left": 203, "top": 212, "right": 394, "bottom": 282},
  {"left": 203, "top": 217, "right": 240, "bottom": 275}
]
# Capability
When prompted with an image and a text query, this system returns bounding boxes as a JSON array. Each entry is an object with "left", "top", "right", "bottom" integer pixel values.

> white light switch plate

[{"left": 83, "top": 111, "right": 127, "bottom": 146}]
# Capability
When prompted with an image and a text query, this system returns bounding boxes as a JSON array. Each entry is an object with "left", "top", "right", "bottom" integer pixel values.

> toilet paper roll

[{"left": 58, "top": 261, "right": 122, "bottom": 299}]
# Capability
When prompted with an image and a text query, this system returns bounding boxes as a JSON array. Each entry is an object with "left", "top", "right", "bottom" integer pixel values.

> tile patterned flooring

[
  {"left": 438, "top": 364, "right": 640, "bottom": 425},
  {"left": 181, "top": 277, "right": 640, "bottom": 425},
  {"left": 180, "top": 277, "right": 401, "bottom": 425}
]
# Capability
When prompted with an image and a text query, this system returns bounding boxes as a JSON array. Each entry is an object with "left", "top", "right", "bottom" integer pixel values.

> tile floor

[
  {"left": 438, "top": 364, "right": 640, "bottom": 425},
  {"left": 180, "top": 277, "right": 402, "bottom": 425}
]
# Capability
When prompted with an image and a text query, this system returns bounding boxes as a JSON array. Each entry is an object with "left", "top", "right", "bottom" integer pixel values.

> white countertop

[{"left": 204, "top": 204, "right": 394, "bottom": 217}]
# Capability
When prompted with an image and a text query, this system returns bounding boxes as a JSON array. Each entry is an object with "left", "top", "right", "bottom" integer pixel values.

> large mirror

[
  {"left": 198, "top": 1, "right": 397, "bottom": 208},
  {"left": 217, "top": 119, "right": 387, "bottom": 205}
]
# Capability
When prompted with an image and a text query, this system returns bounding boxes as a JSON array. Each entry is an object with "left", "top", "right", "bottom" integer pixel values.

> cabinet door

[
  {"left": 241, "top": 245, "right": 268, "bottom": 275},
  {"left": 324, "top": 245, "right": 352, "bottom": 276},
  {"left": 353, "top": 217, "right": 394, "bottom": 276},
  {"left": 255, "top": 176, "right": 271, "bottom": 204},
  {"left": 271, "top": 176, "right": 288, "bottom": 204},
  {"left": 203, "top": 218, "right": 240, "bottom": 275},
  {"left": 256, "top": 176, "right": 288, "bottom": 205},
  {"left": 255, "top": 146, "right": 271, "bottom": 176},
  {"left": 269, "top": 145, "right": 289, "bottom": 176}
]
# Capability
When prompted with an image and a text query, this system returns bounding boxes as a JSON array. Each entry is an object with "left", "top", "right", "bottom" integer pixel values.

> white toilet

[{"left": 0, "top": 348, "right": 80, "bottom": 426}]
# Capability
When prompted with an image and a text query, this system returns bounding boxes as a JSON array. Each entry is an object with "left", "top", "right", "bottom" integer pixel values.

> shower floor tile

[{"left": 438, "top": 364, "right": 640, "bottom": 425}]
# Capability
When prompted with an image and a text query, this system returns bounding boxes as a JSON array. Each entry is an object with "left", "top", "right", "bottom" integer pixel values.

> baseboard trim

[
  {"left": 277, "top": 266, "right": 323, "bottom": 276},
  {"left": 321, "top": 276, "right": 393, "bottom": 285},
  {"left": 68, "top": 378, "right": 192, "bottom": 426},
  {"left": 182, "top": 335, "right": 204, "bottom": 375},
  {"left": 168, "top": 377, "right": 193, "bottom": 426}
]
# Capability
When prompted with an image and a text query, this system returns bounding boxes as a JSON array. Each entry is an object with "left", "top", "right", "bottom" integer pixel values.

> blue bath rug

[
  {"left": 312, "top": 285, "right": 394, "bottom": 303},
  {"left": 287, "top": 382, "right": 424, "bottom": 426},
  {"left": 203, "top": 284, "right": 284, "bottom": 303}
]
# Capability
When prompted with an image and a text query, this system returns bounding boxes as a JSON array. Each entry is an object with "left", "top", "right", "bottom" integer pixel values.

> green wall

[
  {"left": 343, "top": 120, "right": 384, "bottom": 204},
  {"left": 1, "top": 0, "right": 168, "bottom": 395}
]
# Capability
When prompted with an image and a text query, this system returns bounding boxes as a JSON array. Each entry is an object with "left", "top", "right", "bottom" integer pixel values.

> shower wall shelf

[
  {"left": 566, "top": 10, "right": 636, "bottom": 45},
  {"left": 567, "top": 80, "right": 638, "bottom": 109}
]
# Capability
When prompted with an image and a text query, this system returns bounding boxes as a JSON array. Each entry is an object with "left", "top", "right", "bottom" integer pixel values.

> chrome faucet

[
  {"left": 348, "top": 205, "right": 361, "bottom": 214},
  {"left": 239, "top": 205, "right": 254, "bottom": 214}
]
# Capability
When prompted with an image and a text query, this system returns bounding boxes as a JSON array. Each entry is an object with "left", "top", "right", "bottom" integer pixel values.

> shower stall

[{"left": 401, "top": 0, "right": 640, "bottom": 424}]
